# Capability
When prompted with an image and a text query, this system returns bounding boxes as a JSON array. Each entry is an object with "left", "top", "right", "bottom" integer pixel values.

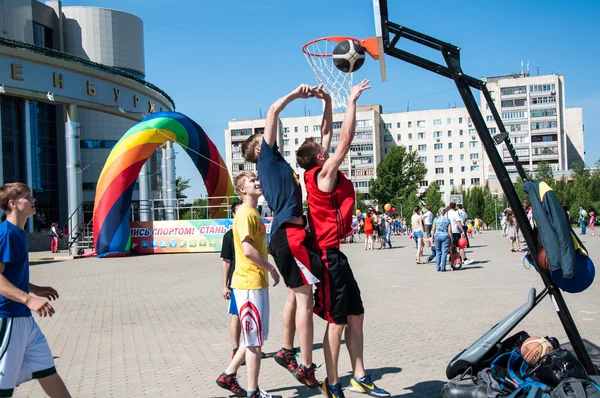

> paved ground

[{"left": 15, "top": 231, "right": 600, "bottom": 397}]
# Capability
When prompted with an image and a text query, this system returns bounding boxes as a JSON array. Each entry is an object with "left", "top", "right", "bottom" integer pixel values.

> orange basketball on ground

[
  {"left": 537, "top": 248, "right": 550, "bottom": 273},
  {"left": 521, "top": 336, "right": 553, "bottom": 366}
]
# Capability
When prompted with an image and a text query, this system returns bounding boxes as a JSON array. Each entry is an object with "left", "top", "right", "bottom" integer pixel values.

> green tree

[
  {"left": 424, "top": 182, "right": 444, "bottom": 212},
  {"left": 483, "top": 193, "right": 498, "bottom": 229},
  {"left": 355, "top": 193, "right": 368, "bottom": 214},
  {"left": 535, "top": 161, "right": 555, "bottom": 186},
  {"left": 465, "top": 186, "right": 485, "bottom": 221},
  {"left": 175, "top": 176, "right": 191, "bottom": 200},
  {"left": 180, "top": 197, "right": 209, "bottom": 220},
  {"left": 369, "top": 146, "right": 426, "bottom": 212}
]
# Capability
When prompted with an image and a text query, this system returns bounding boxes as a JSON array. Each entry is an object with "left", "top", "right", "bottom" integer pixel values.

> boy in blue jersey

[
  {"left": 241, "top": 84, "right": 325, "bottom": 388},
  {"left": 0, "top": 183, "right": 70, "bottom": 397}
]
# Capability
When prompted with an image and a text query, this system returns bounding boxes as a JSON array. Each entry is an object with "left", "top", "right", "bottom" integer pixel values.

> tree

[
  {"left": 424, "top": 182, "right": 444, "bottom": 212},
  {"left": 369, "top": 146, "right": 426, "bottom": 212},
  {"left": 176, "top": 176, "right": 191, "bottom": 200},
  {"left": 180, "top": 197, "right": 209, "bottom": 220},
  {"left": 535, "top": 161, "right": 555, "bottom": 186},
  {"left": 355, "top": 193, "right": 368, "bottom": 214}
]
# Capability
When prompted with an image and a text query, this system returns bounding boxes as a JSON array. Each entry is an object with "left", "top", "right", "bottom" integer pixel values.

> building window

[
  {"left": 461, "top": 166, "right": 465, "bottom": 172},
  {"left": 470, "top": 153, "right": 479, "bottom": 160},
  {"left": 304, "top": 126, "right": 308, "bottom": 132},
  {"left": 396, "top": 122, "right": 401, "bottom": 128},
  {"left": 294, "top": 126, "right": 298, "bottom": 133},
  {"left": 448, "top": 143, "right": 453, "bottom": 149},
  {"left": 434, "top": 143, "right": 443, "bottom": 150},
  {"left": 433, "top": 131, "right": 443, "bottom": 138},
  {"left": 486, "top": 115, "right": 494, "bottom": 122},
  {"left": 448, "top": 130, "right": 452, "bottom": 137},
  {"left": 33, "top": 23, "right": 54, "bottom": 49},
  {"left": 460, "top": 154, "right": 465, "bottom": 160},
  {"left": 435, "top": 155, "right": 443, "bottom": 162},
  {"left": 469, "top": 129, "right": 477, "bottom": 136},
  {"left": 531, "top": 121, "right": 557, "bottom": 130},
  {"left": 460, "top": 142, "right": 464, "bottom": 148},
  {"left": 489, "top": 127, "right": 497, "bottom": 134},
  {"left": 469, "top": 141, "right": 479, "bottom": 148},
  {"left": 356, "top": 119, "right": 373, "bottom": 127},
  {"left": 502, "top": 99, "right": 526, "bottom": 108},
  {"left": 417, "top": 132, "right": 426, "bottom": 139},
  {"left": 529, "top": 84, "right": 556, "bottom": 93},
  {"left": 384, "top": 147, "right": 391, "bottom": 154},
  {"left": 447, "top": 118, "right": 452, "bottom": 125},
  {"left": 283, "top": 151, "right": 291, "bottom": 157},
  {"left": 530, "top": 96, "right": 556, "bottom": 105},
  {"left": 502, "top": 111, "right": 527, "bottom": 120},
  {"left": 384, "top": 123, "right": 392, "bottom": 129},
  {"left": 420, "top": 156, "right": 427, "bottom": 163},
  {"left": 530, "top": 109, "right": 557, "bottom": 118},
  {"left": 471, "top": 178, "right": 481, "bottom": 185},
  {"left": 231, "top": 128, "right": 252, "bottom": 137},
  {"left": 436, "top": 180, "right": 445, "bottom": 186},
  {"left": 384, "top": 134, "right": 393, "bottom": 142},
  {"left": 449, "top": 167, "right": 454, "bottom": 173},
  {"left": 408, "top": 133, "right": 413, "bottom": 140},
  {"left": 295, "top": 138, "right": 299, "bottom": 145},
  {"left": 407, "top": 121, "right": 412, "bottom": 128},
  {"left": 435, "top": 167, "right": 444, "bottom": 174},
  {"left": 450, "top": 179, "right": 454, "bottom": 185},
  {"left": 471, "top": 165, "right": 480, "bottom": 171},
  {"left": 281, "top": 127, "right": 290, "bottom": 134},
  {"left": 313, "top": 125, "right": 320, "bottom": 131},
  {"left": 459, "top": 129, "right": 464, "bottom": 136},
  {"left": 397, "top": 134, "right": 401, "bottom": 141},
  {"left": 282, "top": 139, "right": 290, "bottom": 146},
  {"left": 459, "top": 117, "right": 463, "bottom": 124},
  {"left": 449, "top": 155, "right": 453, "bottom": 161},
  {"left": 420, "top": 181, "right": 429, "bottom": 187},
  {"left": 80, "top": 140, "right": 118, "bottom": 149},
  {"left": 501, "top": 86, "right": 526, "bottom": 95},
  {"left": 332, "top": 121, "right": 343, "bottom": 129},
  {"left": 433, "top": 119, "right": 442, "bottom": 126},
  {"left": 409, "top": 145, "right": 413, "bottom": 151},
  {"left": 417, "top": 120, "right": 426, "bottom": 127},
  {"left": 418, "top": 144, "right": 427, "bottom": 151}
]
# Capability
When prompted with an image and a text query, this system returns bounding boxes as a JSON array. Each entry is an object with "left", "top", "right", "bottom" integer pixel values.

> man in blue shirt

[
  {"left": 0, "top": 183, "right": 70, "bottom": 397},
  {"left": 241, "top": 84, "right": 325, "bottom": 389}
]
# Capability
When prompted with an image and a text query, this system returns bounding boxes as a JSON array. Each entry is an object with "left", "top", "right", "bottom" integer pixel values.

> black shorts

[
  {"left": 314, "top": 248, "right": 364, "bottom": 325},
  {"left": 269, "top": 224, "right": 323, "bottom": 288},
  {"left": 452, "top": 233, "right": 461, "bottom": 246}
]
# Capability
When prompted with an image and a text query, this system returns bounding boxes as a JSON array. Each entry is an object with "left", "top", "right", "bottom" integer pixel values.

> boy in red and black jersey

[{"left": 297, "top": 80, "right": 390, "bottom": 398}]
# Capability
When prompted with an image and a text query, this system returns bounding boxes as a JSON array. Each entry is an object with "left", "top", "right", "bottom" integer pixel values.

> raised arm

[
  {"left": 318, "top": 80, "right": 371, "bottom": 192},
  {"left": 264, "top": 84, "right": 314, "bottom": 146},
  {"left": 313, "top": 85, "right": 333, "bottom": 153}
]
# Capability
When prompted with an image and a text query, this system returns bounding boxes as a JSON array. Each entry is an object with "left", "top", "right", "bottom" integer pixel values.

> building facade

[
  {"left": 225, "top": 73, "right": 584, "bottom": 203},
  {"left": 0, "top": 0, "right": 173, "bottom": 232}
]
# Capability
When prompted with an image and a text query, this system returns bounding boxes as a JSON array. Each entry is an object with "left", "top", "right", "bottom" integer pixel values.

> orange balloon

[
  {"left": 384, "top": 203, "right": 391, "bottom": 212},
  {"left": 356, "top": 210, "right": 361, "bottom": 216}
]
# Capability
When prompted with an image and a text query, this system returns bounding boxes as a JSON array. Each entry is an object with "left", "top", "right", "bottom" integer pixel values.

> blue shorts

[
  {"left": 413, "top": 230, "right": 423, "bottom": 239},
  {"left": 228, "top": 288, "right": 238, "bottom": 315}
]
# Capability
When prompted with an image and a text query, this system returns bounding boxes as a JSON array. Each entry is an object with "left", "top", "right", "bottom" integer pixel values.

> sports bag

[
  {"left": 534, "top": 349, "right": 589, "bottom": 387},
  {"left": 551, "top": 376, "right": 600, "bottom": 398}
]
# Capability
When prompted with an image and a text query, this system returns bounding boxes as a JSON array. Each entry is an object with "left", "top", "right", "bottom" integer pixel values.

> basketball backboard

[{"left": 373, "top": 0, "right": 388, "bottom": 82}]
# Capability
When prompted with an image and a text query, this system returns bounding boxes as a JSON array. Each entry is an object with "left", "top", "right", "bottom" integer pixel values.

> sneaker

[
  {"left": 321, "top": 378, "right": 345, "bottom": 398},
  {"left": 248, "top": 388, "right": 275, "bottom": 397},
  {"left": 274, "top": 347, "right": 298, "bottom": 373},
  {"left": 216, "top": 372, "right": 247, "bottom": 397},
  {"left": 293, "top": 363, "right": 319, "bottom": 388},
  {"left": 348, "top": 374, "right": 390, "bottom": 397},
  {"left": 463, "top": 259, "right": 474, "bottom": 265}
]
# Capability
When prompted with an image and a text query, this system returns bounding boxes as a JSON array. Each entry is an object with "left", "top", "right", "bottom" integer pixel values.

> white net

[{"left": 303, "top": 39, "right": 354, "bottom": 110}]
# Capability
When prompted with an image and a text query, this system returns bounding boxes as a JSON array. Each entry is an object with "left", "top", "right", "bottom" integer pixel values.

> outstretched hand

[
  {"left": 349, "top": 79, "right": 371, "bottom": 102},
  {"left": 292, "top": 84, "right": 316, "bottom": 99},
  {"left": 311, "top": 84, "right": 331, "bottom": 101}
]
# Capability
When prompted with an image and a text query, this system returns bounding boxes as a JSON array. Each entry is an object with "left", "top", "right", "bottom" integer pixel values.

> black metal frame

[{"left": 376, "top": 0, "right": 597, "bottom": 376}]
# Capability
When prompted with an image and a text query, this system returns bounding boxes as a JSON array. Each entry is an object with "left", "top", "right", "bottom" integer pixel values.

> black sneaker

[
  {"left": 216, "top": 372, "right": 246, "bottom": 397},
  {"left": 273, "top": 347, "right": 298, "bottom": 373},
  {"left": 248, "top": 387, "right": 276, "bottom": 397},
  {"left": 321, "top": 378, "right": 345, "bottom": 398},
  {"left": 293, "top": 363, "right": 319, "bottom": 388}
]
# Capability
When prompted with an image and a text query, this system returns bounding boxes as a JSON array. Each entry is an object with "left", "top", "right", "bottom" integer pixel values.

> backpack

[{"left": 551, "top": 377, "right": 600, "bottom": 398}]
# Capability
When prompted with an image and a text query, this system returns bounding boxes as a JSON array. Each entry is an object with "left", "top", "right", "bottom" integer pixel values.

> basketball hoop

[{"left": 302, "top": 36, "right": 379, "bottom": 110}]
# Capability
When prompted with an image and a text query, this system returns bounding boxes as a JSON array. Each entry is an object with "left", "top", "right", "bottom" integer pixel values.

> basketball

[
  {"left": 458, "top": 237, "right": 468, "bottom": 249},
  {"left": 384, "top": 203, "right": 391, "bottom": 212},
  {"left": 332, "top": 40, "right": 366, "bottom": 73},
  {"left": 521, "top": 336, "right": 554, "bottom": 366},
  {"left": 537, "top": 248, "right": 550, "bottom": 273}
]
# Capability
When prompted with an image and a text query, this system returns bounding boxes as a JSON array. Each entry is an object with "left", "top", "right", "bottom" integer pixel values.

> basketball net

[{"left": 303, "top": 37, "right": 354, "bottom": 110}]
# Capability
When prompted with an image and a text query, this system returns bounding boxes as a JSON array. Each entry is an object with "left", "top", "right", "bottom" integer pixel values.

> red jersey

[{"left": 304, "top": 167, "right": 355, "bottom": 249}]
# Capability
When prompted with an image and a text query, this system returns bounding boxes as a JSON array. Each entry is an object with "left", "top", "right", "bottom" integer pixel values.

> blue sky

[{"left": 64, "top": 0, "right": 600, "bottom": 199}]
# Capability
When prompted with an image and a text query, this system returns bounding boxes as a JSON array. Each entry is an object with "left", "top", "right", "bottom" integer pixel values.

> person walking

[
  {"left": 431, "top": 207, "right": 453, "bottom": 272},
  {"left": 363, "top": 209, "right": 374, "bottom": 251},
  {"left": 411, "top": 207, "right": 425, "bottom": 264},
  {"left": 422, "top": 205, "right": 433, "bottom": 246},
  {"left": 50, "top": 222, "right": 59, "bottom": 253},
  {"left": 579, "top": 204, "right": 587, "bottom": 235}
]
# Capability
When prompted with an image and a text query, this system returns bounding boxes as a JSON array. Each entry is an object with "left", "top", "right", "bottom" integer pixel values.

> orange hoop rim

[{"left": 302, "top": 36, "right": 380, "bottom": 59}]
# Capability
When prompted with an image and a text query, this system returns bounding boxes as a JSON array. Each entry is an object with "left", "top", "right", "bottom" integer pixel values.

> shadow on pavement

[
  {"left": 391, "top": 379, "right": 446, "bottom": 397},
  {"left": 458, "top": 265, "right": 485, "bottom": 271}
]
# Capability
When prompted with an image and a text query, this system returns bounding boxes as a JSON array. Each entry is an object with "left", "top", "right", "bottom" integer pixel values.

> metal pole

[
  {"left": 495, "top": 199, "right": 498, "bottom": 230},
  {"left": 138, "top": 161, "right": 151, "bottom": 222},
  {"left": 164, "top": 141, "right": 176, "bottom": 220},
  {"left": 65, "top": 104, "right": 81, "bottom": 255}
]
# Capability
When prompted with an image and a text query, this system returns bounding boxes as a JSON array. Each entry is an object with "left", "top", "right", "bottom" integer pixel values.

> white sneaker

[
  {"left": 464, "top": 259, "right": 474, "bottom": 265},
  {"left": 250, "top": 389, "right": 274, "bottom": 398}
]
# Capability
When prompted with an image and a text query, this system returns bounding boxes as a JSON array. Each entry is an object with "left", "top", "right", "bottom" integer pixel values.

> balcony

[
  {"left": 531, "top": 127, "right": 558, "bottom": 135},
  {"left": 356, "top": 126, "right": 374, "bottom": 133},
  {"left": 231, "top": 134, "right": 251, "bottom": 142}
]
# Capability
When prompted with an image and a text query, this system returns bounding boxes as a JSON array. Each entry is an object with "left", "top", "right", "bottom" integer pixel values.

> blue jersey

[
  {"left": 257, "top": 140, "right": 303, "bottom": 234},
  {"left": 0, "top": 221, "right": 31, "bottom": 318}
]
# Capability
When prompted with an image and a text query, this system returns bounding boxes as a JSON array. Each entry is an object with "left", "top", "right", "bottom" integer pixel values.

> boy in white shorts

[
  {"left": 0, "top": 182, "right": 71, "bottom": 397},
  {"left": 216, "top": 172, "right": 280, "bottom": 398}
]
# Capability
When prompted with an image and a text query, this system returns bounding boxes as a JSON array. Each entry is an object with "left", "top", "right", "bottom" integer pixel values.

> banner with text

[{"left": 130, "top": 219, "right": 272, "bottom": 254}]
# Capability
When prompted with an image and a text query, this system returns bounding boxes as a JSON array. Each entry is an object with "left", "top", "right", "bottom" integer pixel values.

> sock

[{"left": 247, "top": 390, "right": 256, "bottom": 397}]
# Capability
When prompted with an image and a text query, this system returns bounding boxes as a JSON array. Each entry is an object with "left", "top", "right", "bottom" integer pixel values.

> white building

[
  {"left": 0, "top": 0, "right": 173, "bottom": 230},
  {"left": 225, "top": 73, "right": 584, "bottom": 203}
]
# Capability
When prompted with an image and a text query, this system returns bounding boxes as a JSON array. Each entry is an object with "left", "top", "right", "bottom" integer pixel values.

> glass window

[
  {"left": 449, "top": 167, "right": 454, "bottom": 173},
  {"left": 231, "top": 129, "right": 252, "bottom": 137},
  {"left": 449, "top": 155, "right": 453, "bottom": 161},
  {"left": 434, "top": 143, "right": 443, "bottom": 150},
  {"left": 417, "top": 132, "right": 426, "bottom": 139},
  {"left": 294, "top": 126, "right": 298, "bottom": 133},
  {"left": 418, "top": 144, "right": 427, "bottom": 151},
  {"left": 529, "top": 84, "right": 556, "bottom": 93},
  {"left": 33, "top": 23, "right": 54, "bottom": 49},
  {"left": 459, "top": 129, "right": 464, "bottom": 136},
  {"left": 450, "top": 179, "right": 454, "bottom": 185},
  {"left": 447, "top": 118, "right": 452, "bottom": 125},
  {"left": 471, "top": 178, "right": 481, "bottom": 185},
  {"left": 420, "top": 181, "right": 429, "bottom": 187},
  {"left": 435, "top": 167, "right": 444, "bottom": 174},
  {"left": 486, "top": 115, "right": 494, "bottom": 122},
  {"left": 356, "top": 119, "right": 373, "bottom": 127},
  {"left": 470, "top": 153, "right": 479, "bottom": 160},
  {"left": 384, "top": 135, "right": 393, "bottom": 142},
  {"left": 435, "top": 155, "right": 443, "bottom": 162},
  {"left": 471, "top": 165, "right": 480, "bottom": 171},
  {"left": 459, "top": 117, "right": 463, "bottom": 124},
  {"left": 530, "top": 109, "right": 557, "bottom": 118},
  {"left": 283, "top": 151, "right": 291, "bottom": 157},
  {"left": 420, "top": 156, "right": 427, "bottom": 163},
  {"left": 80, "top": 140, "right": 118, "bottom": 149},
  {"left": 461, "top": 166, "right": 465, "bottom": 172},
  {"left": 396, "top": 122, "right": 401, "bottom": 128},
  {"left": 408, "top": 121, "right": 412, "bottom": 128},
  {"left": 433, "top": 131, "right": 442, "bottom": 138},
  {"left": 448, "top": 143, "right": 453, "bottom": 149},
  {"left": 409, "top": 145, "right": 413, "bottom": 151},
  {"left": 295, "top": 138, "right": 299, "bottom": 145},
  {"left": 469, "top": 141, "right": 479, "bottom": 148},
  {"left": 460, "top": 154, "right": 465, "bottom": 160},
  {"left": 448, "top": 130, "right": 452, "bottom": 137},
  {"left": 397, "top": 134, "right": 401, "bottom": 141},
  {"left": 433, "top": 119, "right": 442, "bottom": 126},
  {"left": 489, "top": 127, "right": 497, "bottom": 134},
  {"left": 332, "top": 121, "right": 343, "bottom": 129},
  {"left": 417, "top": 120, "right": 426, "bottom": 127},
  {"left": 384, "top": 123, "right": 392, "bottom": 129},
  {"left": 408, "top": 133, "right": 413, "bottom": 140},
  {"left": 281, "top": 127, "right": 290, "bottom": 134},
  {"left": 469, "top": 129, "right": 477, "bottom": 136},
  {"left": 460, "top": 142, "right": 464, "bottom": 148},
  {"left": 501, "top": 86, "right": 526, "bottom": 95},
  {"left": 436, "top": 180, "right": 445, "bottom": 186},
  {"left": 313, "top": 125, "right": 320, "bottom": 131},
  {"left": 304, "top": 126, "right": 308, "bottom": 132}
]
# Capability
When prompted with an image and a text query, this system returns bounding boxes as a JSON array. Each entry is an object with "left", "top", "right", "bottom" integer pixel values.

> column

[
  {"left": 164, "top": 141, "right": 176, "bottom": 220},
  {"left": 23, "top": 100, "right": 34, "bottom": 233},
  {"left": 65, "top": 104, "right": 82, "bottom": 255},
  {"left": 138, "top": 161, "right": 151, "bottom": 222}
]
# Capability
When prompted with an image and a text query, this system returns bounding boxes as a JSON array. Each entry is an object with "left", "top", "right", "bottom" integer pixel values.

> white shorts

[
  {"left": 232, "top": 288, "right": 269, "bottom": 347},
  {"left": 0, "top": 317, "right": 56, "bottom": 396}
]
